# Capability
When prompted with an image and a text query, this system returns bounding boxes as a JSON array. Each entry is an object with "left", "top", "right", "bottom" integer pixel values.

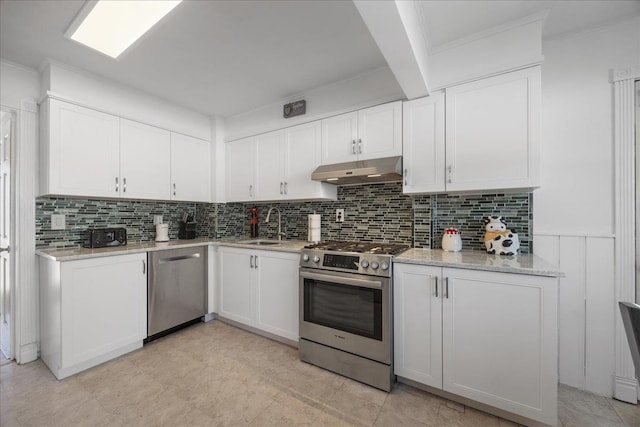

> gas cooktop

[{"left": 303, "top": 240, "right": 409, "bottom": 256}]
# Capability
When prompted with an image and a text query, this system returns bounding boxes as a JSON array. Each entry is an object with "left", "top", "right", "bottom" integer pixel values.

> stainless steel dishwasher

[{"left": 147, "top": 246, "right": 207, "bottom": 340}]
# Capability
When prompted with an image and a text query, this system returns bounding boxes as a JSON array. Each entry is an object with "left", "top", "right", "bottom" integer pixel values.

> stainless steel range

[{"left": 298, "top": 241, "right": 409, "bottom": 391}]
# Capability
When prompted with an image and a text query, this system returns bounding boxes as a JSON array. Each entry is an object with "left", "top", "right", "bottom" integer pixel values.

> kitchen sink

[{"left": 238, "top": 239, "right": 281, "bottom": 245}]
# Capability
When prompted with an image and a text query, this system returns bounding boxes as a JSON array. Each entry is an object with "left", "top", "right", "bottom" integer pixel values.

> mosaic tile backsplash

[{"left": 36, "top": 183, "right": 532, "bottom": 253}]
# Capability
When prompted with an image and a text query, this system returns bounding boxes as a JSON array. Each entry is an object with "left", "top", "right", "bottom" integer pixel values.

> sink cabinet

[
  {"left": 321, "top": 101, "right": 402, "bottom": 165},
  {"left": 218, "top": 246, "right": 299, "bottom": 342},
  {"left": 393, "top": 263, "right": 558, "bottom": 426},
  {"left": 402, "top": 67, "right": 540, "bottom": 194},
  {"left": 39, "top": 253, "right": 147, "bottom": 379}
]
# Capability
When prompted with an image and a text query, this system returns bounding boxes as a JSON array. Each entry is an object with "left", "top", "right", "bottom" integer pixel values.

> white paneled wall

[{"left": 534, "top": 234, "right": 615, "bottom": 396}]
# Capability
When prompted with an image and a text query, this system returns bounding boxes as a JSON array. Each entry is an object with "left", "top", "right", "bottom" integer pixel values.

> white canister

[
  {"left": 442, "top": 228, "right": 462, "bottom": 252},
  {"left": 155, "top": 224, "right": 169, "bottom": 242}
]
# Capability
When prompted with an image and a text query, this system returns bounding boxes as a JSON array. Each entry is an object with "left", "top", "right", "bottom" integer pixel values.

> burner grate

[{"left": 303, "top": 240, "right": 409, "bottom": 255}]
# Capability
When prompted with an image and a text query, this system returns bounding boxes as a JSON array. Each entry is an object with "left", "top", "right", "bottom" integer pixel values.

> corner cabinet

[
  {"left": 225, "top": 122, "right": 336, "bottom": 203},
  {"left": 402, "top": 67, "right": 540, "bottom": 195},
  {"left": 39, "top": 253, "right": 147, "bottom": 379},
  {"left": 218, "top": 246, "right": 299, "bottom": 343},
  {"left": 39, "top": 97, "right": 211, "bottom": 202},
  {"left": 393, "top": 263, "right": 558, "bottom": 426},
  {"left": 321, "top": 101, "right": 402, "bottom": 165}
]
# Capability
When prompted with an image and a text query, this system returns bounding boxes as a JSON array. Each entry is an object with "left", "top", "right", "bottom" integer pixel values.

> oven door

[{"left": 299, "top": 268, "right": 391, "bottom": 364}]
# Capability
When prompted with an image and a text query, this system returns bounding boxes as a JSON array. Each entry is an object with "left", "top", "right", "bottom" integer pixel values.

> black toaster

[{"left": 83, "top": 228, "right": 127, "bottom": 248}]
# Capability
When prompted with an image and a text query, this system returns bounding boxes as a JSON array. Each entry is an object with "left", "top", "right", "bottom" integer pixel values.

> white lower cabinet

[
  {"left": 394, "top": 264, "right": 558, "bottom": 426},
  {"left": 218, "top": 246, "right": 299, "bottom": 342},
  {"left": 39, "top": 253, "right": 147, "bottom": 379}
]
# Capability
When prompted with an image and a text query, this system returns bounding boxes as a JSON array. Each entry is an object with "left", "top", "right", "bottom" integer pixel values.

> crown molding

[{"left": 611, "top": 65, "right": 640, "bottom": 83}]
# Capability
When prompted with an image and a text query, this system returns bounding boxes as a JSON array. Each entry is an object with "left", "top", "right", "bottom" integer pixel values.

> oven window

[{"left": 304, "top": 278, "right": 382, "bottom": 340}]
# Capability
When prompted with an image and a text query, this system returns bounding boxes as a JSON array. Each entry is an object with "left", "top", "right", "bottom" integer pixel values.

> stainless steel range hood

[{"left": 311, "top": 156, "right": 403, "bottom": 185}]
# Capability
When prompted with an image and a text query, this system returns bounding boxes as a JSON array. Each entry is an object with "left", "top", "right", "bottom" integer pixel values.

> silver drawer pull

[{"left": 434, "top": 276, "right": 438, "bottom": 297}]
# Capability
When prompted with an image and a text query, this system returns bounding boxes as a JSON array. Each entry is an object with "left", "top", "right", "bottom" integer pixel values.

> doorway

[{"left": 0, "top": 108, "right": 13, "bottom": 362}]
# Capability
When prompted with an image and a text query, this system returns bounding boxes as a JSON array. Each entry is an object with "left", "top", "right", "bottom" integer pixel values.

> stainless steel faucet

[{"left": 265, "top": 207, "right": 285, "bottom": 241}]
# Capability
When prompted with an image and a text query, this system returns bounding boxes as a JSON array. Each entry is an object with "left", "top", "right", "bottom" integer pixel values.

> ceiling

[{"left": 1, "top": 1, "right": 638, "bottom": 118}]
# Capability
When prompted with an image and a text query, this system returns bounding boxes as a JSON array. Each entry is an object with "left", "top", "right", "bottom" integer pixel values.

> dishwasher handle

[{"left": 157, "top": 253, "right": 201, "bottom": 264}]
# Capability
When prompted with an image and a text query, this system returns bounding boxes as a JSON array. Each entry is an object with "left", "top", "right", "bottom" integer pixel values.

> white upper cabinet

[
  {"left": 41, "top": 98, "right": 120, "bottom": 198},
  {"left": 402, "top": 93, "right": 446, "bottom": 194},
  {"left": 226, "top": 137, "right": 255, "bottom": 202},
  {"left": 120, "top": 119, "right": 171, "bottom": 200},
  {"left": 225, "top": 121, "right": 336, "bottom": 203},
  {"left": 170, "top": 133, "right": 210, "bottom": 202},
  {"left": 445, "top": 67, "right": 540, "bottom": 192},
  {"left": 321, "top": 101, "right": 402, "bottom": 165},
  {"left": 40, "top": 98, "right": 211, "bottom": 202}
]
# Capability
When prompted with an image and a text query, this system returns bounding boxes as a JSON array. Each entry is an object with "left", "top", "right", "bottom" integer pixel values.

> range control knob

[
  {"left": 302, "top": 254, "right": 310, "bottom": 262},
  {"left": 381, "top": 262, "right": 389, "bottom": 271},
  {"left": 312, "top": 256, "right": 320, "bottom": 264},
  {"left": 361, "top": 260, "right": 369, "bottom": 268},
  {"left": 371, "top": 261, "right": 379, "bottom": 270}
]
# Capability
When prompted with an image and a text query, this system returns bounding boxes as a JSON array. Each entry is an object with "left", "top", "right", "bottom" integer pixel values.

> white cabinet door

[
  {"left": 393, "top": 263, "right": 443, "bottom": 388},
  {"left": 120, "top": 119, "right": 171, "bottom": 200},
  {"left": 255, "top": 250, "right": 299, "bottom": 341},
  {"left": 60, "top": 253, "right": 146, "bottom": 370},
  {"left": 441, "top": 268, "right": 557, "bottom": 426},
  {"left": 170, "top": 133, "right": 210, "bottom": 202},
  {"left": 283, "top": 121, "right": 324, "bottom": 200},
  {"left": 445, "top": 67, "right": 540, "bottom": 192},
  {"left": 254, "top": 130, "right": 284, "bottom": 201},
  {"left": 321, "top": 111, "right": 358, "bottom": 165},
  {"left": 219, "top": 247, "right": 255, "bottom": 326},
  {"left": 226, "top": 137, "right": 255, "bottom": 202},
  {"left": 402, "top": 95, "right": 446, "bottom": 194},
  {"left": 357, "top": 101, "right": 402, "bottom": 161},
  {"left": 46, "top": 98, "right": 120, "bottom": 198}
]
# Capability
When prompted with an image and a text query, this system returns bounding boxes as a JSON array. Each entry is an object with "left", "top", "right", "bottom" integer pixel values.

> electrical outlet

[
  {"left": 51, "top": 214, "right": 65, "bottom": 230},
  {"left": 336, "top": 209, "right": 345, "bottom": 222}
]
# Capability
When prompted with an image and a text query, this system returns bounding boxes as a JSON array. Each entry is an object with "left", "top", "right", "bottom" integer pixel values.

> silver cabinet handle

[
  {"left": 250, "top": 255, "right": 254, "bottom": 269},
  {"left": 280, "top": 182, "right": 283, "bottom": 195},
  {"left": 254, "top": 255, "right": 258, "bottom": 269},
  {"left": 173, "top": 182, "right": 176, "bottom": 196},
  {"left": 434, "top": 276, "right": 438, "bottom": 297},
  {"left": 404, "top": 168, "right": 408, "bottom": 186},
  {"left": 445, "top": 277, "right": 449, "bottom": 299},
  {"left": 142, "top": 260, "right": 146, "bottom": 274},
  {"left": 447, "top": 165, "right": 452, "bottom": 184},
  {"left": 351, "top": 140, "right": 356, "bottom": 154},
  {"left": 249, "top": 185, "right": 253, "bottom": 197},
  {"left": 115, "top": 177, "right": 119, "bottom": 193},
  {"left": 358, "top": 138, "right": 362, "bottom": 154},
  {"left": 284, "top": 182, "right": 288, "bottom": 195},
  {"left": 123, "top": 177, "right": 127, "bottom": 193}
]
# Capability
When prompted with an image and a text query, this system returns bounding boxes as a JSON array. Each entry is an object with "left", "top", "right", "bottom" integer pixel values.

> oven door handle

[{"left": 300, "top": 271, "right": 383, "bottom": 290}]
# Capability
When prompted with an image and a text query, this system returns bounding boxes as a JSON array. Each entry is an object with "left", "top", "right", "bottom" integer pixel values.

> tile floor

[{"left": 1, "top": 320, "right": 639, "bottom": 427}]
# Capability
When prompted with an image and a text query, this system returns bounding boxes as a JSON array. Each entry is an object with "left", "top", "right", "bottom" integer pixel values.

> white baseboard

[
  {"left": 614, "top": 376, "right": 638, "bottom": 403},
  {"left": 17, "top": 342, "right": 38, "bottom": 364}
]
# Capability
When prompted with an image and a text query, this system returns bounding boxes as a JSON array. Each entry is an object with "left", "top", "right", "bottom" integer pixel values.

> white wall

[
  {"left": 42, "top": 60, "right": 211, "bottom": 141},
  {"left": 533, "top": 17, "right": 640, "bottom": 397},
  {"left": 0, "top": 59, "right": 40, "bottom": 363},
  {"left": 223, "top": 66, "right": 404, "bottom": 142}
]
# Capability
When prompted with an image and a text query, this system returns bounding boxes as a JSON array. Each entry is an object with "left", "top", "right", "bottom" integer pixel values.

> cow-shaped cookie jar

[{"left": 483, "top": 216, "right": 520, "bottom": 255}]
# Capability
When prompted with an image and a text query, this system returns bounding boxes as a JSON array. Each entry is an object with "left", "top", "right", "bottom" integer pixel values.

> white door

[
  {"left": 219, "top": 248, "right": 255, "bottom": 326},
  {"left": 393, "top": 263, "right": 443, "bottom": 388},
  {"left": 321, "top": 111, "right": 358, "bottom": 164},
  {"left": 170, "top": 133, "right": 210, "bottom": 202},
  {"left": 255, "top": 250, "right": 299, "bottom": 341},
  {"left": 357, "top": 101, "right": 402, "bottom": 161},
  {"left": 226, "top": 137, "right": 255, "bottom": 202},
  {"left": 402, "top": 94, "right": 446, "bottom": 194},
  {"left": 120, "top": 119, "right": 171, "bottom": 200},
  {"left": 283, "top": 122, "right": 322, "bottom": 200},
  {"left": 254, "top": 130, "right": 284, "bottom": 201},
  {"left": 48, "top": 99, "right": 120, "bottom": 198},
  {"left": 0, "top": 111, "right": 12, "bottom": 359},
  {"left": 441, "top": 268, "right": 557, "bottom": 425}
]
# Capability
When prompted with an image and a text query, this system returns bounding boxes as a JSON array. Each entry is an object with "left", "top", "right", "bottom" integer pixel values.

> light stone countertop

[
  {"left": 394, "top": 248, "right": 563, "bottom": 277},
  {"left": 36, "top": 238, "right": 309, "bottom": 262}
]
